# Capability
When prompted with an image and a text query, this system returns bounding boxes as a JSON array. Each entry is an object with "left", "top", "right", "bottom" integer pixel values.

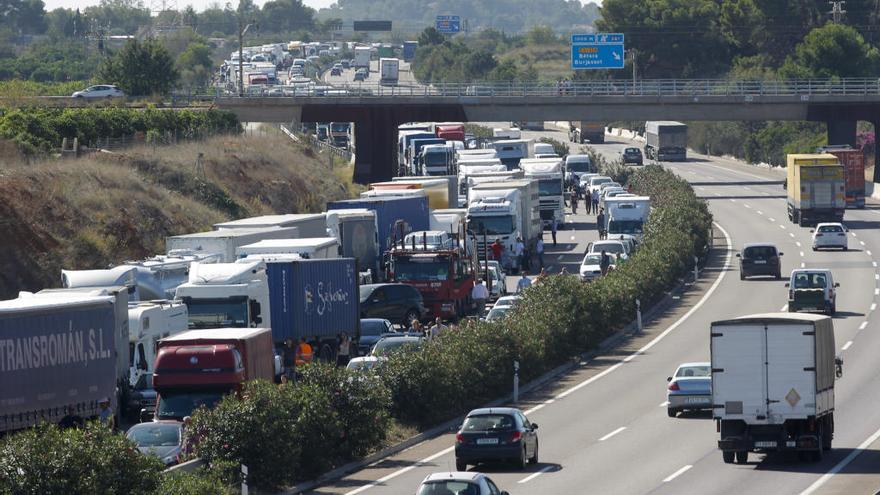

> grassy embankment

[{"left": 0, "top": 133, "right": 361, "bottom": 298}]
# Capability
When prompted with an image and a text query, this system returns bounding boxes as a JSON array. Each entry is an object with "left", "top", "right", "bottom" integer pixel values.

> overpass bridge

[{"left": 219, "top": 78, "right": 880, "bottom": 183}]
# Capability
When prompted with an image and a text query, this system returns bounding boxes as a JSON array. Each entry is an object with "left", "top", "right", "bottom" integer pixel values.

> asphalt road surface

[{"left": 310, "top": 126, "right": 880, "bottom": 495}]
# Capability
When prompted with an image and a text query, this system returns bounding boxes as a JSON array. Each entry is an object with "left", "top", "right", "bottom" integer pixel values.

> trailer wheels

[
  {"left": 722, "top": 451, "right": 735, "bottom": 464},
  {"left": 735, "top": 451, "right": 748, "bottom": 464}
]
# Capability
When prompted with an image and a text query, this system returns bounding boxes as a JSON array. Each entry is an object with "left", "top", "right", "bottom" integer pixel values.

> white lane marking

[
  {"left": 780, "top": 225, "right": 786, "bottom": 230},
  {"left": 868, "top": 250, "right": 873, "bottom": 256},
  {"left": 599, "top": 427, "right": 627, "bottom": 442},
  {"left": 801, "top": 262, "right": 806, "bottom": 268},
  {"left": 518, "top": 465, "right": 555, "bottom": 484},
  {"left": 859, "top": 321, "right": 868, "bottom": 330},
  {"left": 861, "top": 241, "right": 866, "bottom": 246},
  {"left": 781, "top": 304, "right": 789, "bottom": 311},
  {"left": 871, "top": 303, "right": 876, "bottom": 311},
  {"left": 842, "top": 341, "right": 853, "bottom": 351},
  {"left": 799, "top": 426, "right": 880, "bottom": 495},
  {"left": 345, "top": 222, "right": 734, "bottom": 495},
  {"left": 744, "top": 204, "right": 751, "bottom": 209},
  {"left": 769, "top": 217, "right": 775, "bottom": 222},
  {"left": 757, "top": 210, "right": 763, "bottom": 215},
  {"left": 796, "top": 241, "right": 802, "bottom": 247},
  {"left": 852, "top": 232, "right": 858, "bottom": 237},
  {"left": 875, "top": 274, "right": 879, "bottom": 280},
  {"left": 875, "top": 289, "right": 879, "bottom": 296},
  {"left": 659, "top": 401, "right": 669, "bottom": 407},
  {"left": 663, "top": 465, "right": 693, "bottom": 483},
  {"left": 730, "top": 199, "right": 736, "bottom": 202},
  {"left": 343, "top": 446, "right": 456, "bottom": 495},
  {"left": 524, "top": 399, "right": 556, "bottom": 415},
  {"left": 556, "top": 222, "right": 732, "bottom": 399},
  {"left": 800, "top": 252, "right": 804, "bottom": 257},
  {"left": 790, "top": 233, "right": 795, "bottom": 238},
  {"left": 873, "top": 262, "right": 878, "bottom": 268}
]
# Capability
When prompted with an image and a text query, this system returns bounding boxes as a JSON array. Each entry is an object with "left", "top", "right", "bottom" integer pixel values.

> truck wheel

[
  {"left": 319, "top": 343, "right": 335, "bottom": 363},
  {"left": 455, "top": 459, "right": 467, "bottom": 471},
  {"left": 403, "top": 310, "right": 419, "bottom": 326},
  {"left": 735, "top": 451, "right": 748, "bottom": 464},
  {"left": 667, "top": 408, "right": 677, "bottom": 418},
  {"left": 823, "top": 415, "right": 833, "bottom": 450},
  {"left": 811, "top": 444, "right": 824, "bottom": 462},
  {"left": 798, "top": 216, "right": 806, "bottom": 227},
  {"left": 722, "top": 451, "right": 735, "bottom": 464}
]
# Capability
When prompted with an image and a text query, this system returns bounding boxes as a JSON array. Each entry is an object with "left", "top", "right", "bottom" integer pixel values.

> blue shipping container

[
  {"left": 0, "top": 300, "right": 117, "bottom": 432},
  {"left": 327, "top": 195, "right": 430, "bottom": 254},
  {"left": 403, "top": 41, "right": 418, "bottom": 62},
  {"left": 266, "top": 258, "right": 360, "bottom": 342}
]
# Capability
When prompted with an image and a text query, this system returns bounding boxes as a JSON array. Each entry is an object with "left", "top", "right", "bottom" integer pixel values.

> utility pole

[
  {"left": 829, "top": 1, "right": 846, "bottom": 23},
  {"left": 237, "top": 17, "right": 256, "bottom": 96}
]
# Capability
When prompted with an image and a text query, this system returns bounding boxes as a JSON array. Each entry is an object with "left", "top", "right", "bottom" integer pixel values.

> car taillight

[
  {"left": 456, "top": 433, "right": 465, "bottom": 443},
  {"left": 816, "top": 233, "right": 823, "bottom": 237},
  {"left": 668, "top": 381, "right": 680, "bottom": 391},
  {"left": 789, "top": 290, "right": 794, "bottom": 300},
  {"left": 511, "top": 431, "right": 522, "bottom": 443}
]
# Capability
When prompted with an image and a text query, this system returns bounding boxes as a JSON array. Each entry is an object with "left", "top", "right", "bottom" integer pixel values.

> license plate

[
  {"left": 753, "top": 260, "right": 767, "bottom": 264},
  {"left": 476, "top": 438, "right": 499, "bottom": 445},
  {"left": 755, "top": 441, "right": 777, "bottom": 448},
  {"left": 685, "top": 397, "right": 710, "bottom": 404}
]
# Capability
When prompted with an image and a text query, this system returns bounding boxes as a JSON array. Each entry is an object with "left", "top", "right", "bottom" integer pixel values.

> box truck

[
  {"left": 786, "top": 153, "right": 845, "bottom": 226},
  {"left": 371, "top": 178, "right": 450, "bottom": 209},
  {"left": 379, "top": 57, "right": 399, "bottom": 86},
  {"left": 166, "top": 227, "right": 300, "bottom": 262},
  {"left": 326, "top": 209, "right": 380, "bottom": 280},
  {"left": 214, "top": 214, "right": 326, "bottom": 237},
  {"left": 237, "top": 237, "right": 340, "bottom": 260},
  {"left": 644, "top": 121, "right": 688, "bottom": 161},
  {"left": 327, "top": 195, "right": 430, "bottom": 255},
  {"left": 569, "top": 121, "right": 605, "bottom": 144},
  {"left": 403, "top": 41, "right": 418, "bottom": 62},
  {"left": 818, "top": 146, "right": 865, "bottom": 209},
  {"left": 711, "top": 313, "right": 840, "bottom": 463},
  {"left": 354, "top": 46, "right": 371, "bottom": 69}
]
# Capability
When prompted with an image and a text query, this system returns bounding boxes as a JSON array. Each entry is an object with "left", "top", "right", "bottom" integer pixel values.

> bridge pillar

[
  {"left": 872, "top": 120, "right": 880, "bottom": 184},
  {"left": 826, "top": 120, "right": 857, "bottom": 147},
  {"left": 352, "top": 116, "right": 397, "bottom": 184}
]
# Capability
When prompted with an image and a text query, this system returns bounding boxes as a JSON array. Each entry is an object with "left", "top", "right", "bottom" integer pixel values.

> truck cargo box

[
  {"left": 167, "top": 227, "right": 300, "bottom": 262},
  {"left": 327, "top": 195, "right": 429, "bottom": 254},
  {"left": 214, "top": 214, "right": 326, "bottom": 237},
  {"left": 821, "top": 148, "right": 866, "bottom": 209}
]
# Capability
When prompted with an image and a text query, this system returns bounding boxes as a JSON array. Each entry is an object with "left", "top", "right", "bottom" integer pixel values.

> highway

[
  {"left": 322, "top": 59, "right": 422, "bottom": 89},
  {"left": 309, "top": 126, "right": 880, "bottom": 495}
]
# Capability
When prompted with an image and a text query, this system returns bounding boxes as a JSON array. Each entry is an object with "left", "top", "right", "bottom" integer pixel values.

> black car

[
  {"left": 370, "top": 334, "right": 424, "bottom": 357},
  {"left": 357, "top": 318, "right": 396, "bottom": 355},
  {"left": 359, "top": 283, "right": 426, "bottom": 325},
  {"left": 455, "top": 407, "right": 539, "bottom": 471},
  {"left": 330, "top": 67, "right": 342, "bottom": 76},
  {"left": 737, "top": 243, "right": 783, "bottom": 280},
  {"left": 622, "top": 147, "right": 643, "bottom": 165},
  {"left": 341, "top": 60, "right": 350, "bottom": 69},
  {"left": 128, "top": 372, "right": 157, "bottom": 422}
]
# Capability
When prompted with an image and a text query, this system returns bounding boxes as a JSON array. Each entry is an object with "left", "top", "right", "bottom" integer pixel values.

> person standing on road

[
  {"left": 471, "top": 279, "right": 490, "bottom": 316},
  {"left": 551, "top": 218, "right": 558, "bottom": 246},
  {"left": 514, "top": 237, "right": 525, "bottom": 274},
  {"left": 591, "top": 188, "right": 600, "bottom": 214},
  {"left": 516, "top": 273, "right": 532, "bottom": 293},
  {"left": 59, "top": 405, "right": 84, "bottom": 429},
  {"left": 596, "top": 209, "right": 606, "bottom": 239},
  {"left": 571, "top": 189, "right": 579, "bottom": 214},
  {"left": 295, "top": 337, "right": 313, "bottom": 367},
  {"left": 490, "top": 238, "right": 504, "bottom": 262},
  {"left": 600, "top": 250, "right": 611, "bottom": 276},
  {"left": 428, "top": 317, "right": 447, "bottom": 339},
  {"left": 536, "top": 237, "right": 545, "bottom": 270},
  {"left": 98, "top": 397, "right": 115, "bottom": 430},
  {"left": 336, "top": 332, "right": 351, "bottom": 367}
]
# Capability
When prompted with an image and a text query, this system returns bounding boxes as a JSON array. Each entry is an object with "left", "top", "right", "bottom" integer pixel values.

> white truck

[
  {"left": 458, "top": 162, "right": 508, "bottom": 201},
  {"left": 420, "top": 143, "right": 455, "bottom": 176},
  {"left": 520, "top": 158, "right": 566, "bottom": 227},
  {"left": 711, "top": 313, "right": 841, "bottom": 464},
  {"left": 492, "top": 139, "right": 530, "bottom": 170},
  {"left": 237, "top": 237, "right": 340, "bottom": 260},
  {"left": 325, "top": 208, "right": 380, "bottom": 282},
  {"left": 468, "top": 179, "right": 541, "bottom": 266},
  {"left": 644, "top": 121, "right": 688, "bottom": 161},
  {"left": 214, "top": 214, "right": 327, "bottom": 238},
  {"left": 175, "top": 260, "right": 269, "bottom": 331},
  {"left": 379, "top": 57, "right": 399, "bottom": 86},
  {"left": 128, "top": 300, "right": 188, "bottom": 386},
  {"left": 354, "top": 46, "right": 371, "bottom": 69},
  {"left": 166, "top": 227, "right": 300, "bottom": 262},
  {"left": 604, "top": 196, "right": 650, "bottom": 243}
]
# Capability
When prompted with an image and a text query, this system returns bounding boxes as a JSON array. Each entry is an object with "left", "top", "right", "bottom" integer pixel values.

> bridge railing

[{"left": 214, "top": 78, "right": 880, "bottom": 99}]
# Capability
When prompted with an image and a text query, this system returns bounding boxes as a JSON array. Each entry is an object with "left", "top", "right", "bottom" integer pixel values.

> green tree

[
  {"left": 525, "top": 25, "right": 557, "bottom": 45},
  {"left": 83, "top": 0, "right": 150, "bottom": 35},
  {"left": 1, "top": 0, "right": 48, "bottom": 34},
  {"left": 177, "top": 41, "right": 214, "bottom": 88},
  {"left": 97, "top": 38, "right": 179, "bottom": 95},
  {"left": 260, "top": 0, "right": 314, "bottom": 33},
  {"left": 779, "top": 22, "right": 880, "bottom": 79},
  {"left": 418, "top": 27, "right": 445, "bottom": 46}
]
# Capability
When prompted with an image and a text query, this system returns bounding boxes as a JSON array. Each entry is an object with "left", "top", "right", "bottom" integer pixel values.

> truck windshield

[
  {"left": 185, "top": 297, "right": 248, "bottom": 329},
  {"left": 331, "top": 123, "right": 348, "bottom": 132},
  {"left": 468, "top": 215, "right": 515, "bottom": 235},
  {"left": 424, "top": 153, "right": 447, "bottom": 166},
  {"left": 608, "top": 220, "right": 644, "bottom": 234},
  {"left": 393, "top": 258, "right": 449, "bottom": 281},
  {"left": 538, "top": 179, "right": 563, "bottom": 196},
  {"left": 567, "top": 161, "right": 592, "bottom": 172},
  {"left": 156, "top": 390, "right": 226, "bottom": 420}
]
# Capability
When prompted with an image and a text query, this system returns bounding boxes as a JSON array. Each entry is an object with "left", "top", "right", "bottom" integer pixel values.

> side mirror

[
  {"left": 778, "top": 252, "right": 784, "bottom": 256},
  {"left": 667, "top": 376, "right": 673, "bottom": 382},
  {"left": 501, "top": 492, "right": 510, "bottom": 495},
  {"left": 531, "top": 423, "right": 539, "bottom": 429},
  {"left": 139, "top": 408, "right": 153, "bottom": 423},
  {"left": 835, "top": 282, "right": 840, "bottom": 288},
  {"left": 810, "top": 229, "right": 815, "bottom": 233},
  {"left": 784, "top": 282, "right": 790, "bottom": 287},
  {"left": 835, "top": 356, "right": 843, "bottom": 378},
  {"left": 735, "top": 253, "right": 741, "bottom": 258}
]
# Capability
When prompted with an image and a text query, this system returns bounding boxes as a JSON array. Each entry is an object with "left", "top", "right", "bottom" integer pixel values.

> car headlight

[{"left": 162, "top": 454, "right": 178, "bottom": 464}]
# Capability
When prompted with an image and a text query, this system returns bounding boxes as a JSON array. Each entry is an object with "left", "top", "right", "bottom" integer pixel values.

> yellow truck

[
  {"left": 786, "top": 153, "right": 845, "bottom": 226},
  {"left": 368, "top": 178, "right": 450, "bottom": 209}
]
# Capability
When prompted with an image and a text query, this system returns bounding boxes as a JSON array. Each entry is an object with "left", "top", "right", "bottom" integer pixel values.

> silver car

[
  {"left": 667, "top": 362, "right": 712, "bottom": 417},
  {"left": 71, "top": 84, "right": 125, "bottom": 98},
  {"left": 126, "top": 420, "right": 183, "bottom": 465}
]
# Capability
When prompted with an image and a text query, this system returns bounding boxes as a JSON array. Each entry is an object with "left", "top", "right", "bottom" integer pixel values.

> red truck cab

[
  {"left": 436, "top": 125, "right": 465, "bottom": 142},
  {"left": 151, "top": 328, "right": 274, "bottom": 421},
  {"left": 388, "top": 246, "right": 475, "bottom": 319}
]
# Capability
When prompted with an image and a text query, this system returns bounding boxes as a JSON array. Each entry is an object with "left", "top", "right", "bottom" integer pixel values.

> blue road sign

[
  {"left": 571, "top": 33, "right": 625, "bottom": 70},
  {"left": 436, "top": 15, "right": 461, "bottom": 34}
]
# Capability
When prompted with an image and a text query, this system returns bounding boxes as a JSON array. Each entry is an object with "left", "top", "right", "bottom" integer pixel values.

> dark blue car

[
  {"left": 357, "top": 318, "right": 395, "bottom": 355},
  {"left": 455, "top": 407, "right": 539, "bottom": 471}
]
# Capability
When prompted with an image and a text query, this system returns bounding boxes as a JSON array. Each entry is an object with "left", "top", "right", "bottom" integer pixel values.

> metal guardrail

[
  {"left": 212, "top": 78, "right": 880, "bottom": 99},
  {"left": 280, "top": 124, "right": 353, "bottom": 162}
]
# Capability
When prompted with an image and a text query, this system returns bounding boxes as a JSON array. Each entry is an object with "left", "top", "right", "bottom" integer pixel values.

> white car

[
  {"left": 346, "top": 356, "right": 383, "bottom": 372},
  {"left": 416, "top": 472, "right": 509, "bottom": 495},
  {"left": 598, "top": 182, "right": 622, "bottom": 194},
  {"left": 811, "top": 223, "right": 848, "bottom": 251},
  {"left": 579, "top": 252, "right": 617, "bottom": 281},
  {"left": 588, "top": 176, "right": 613, "bottom": 195},
  {"left": 480, "top": 261, "right": 507, "bottom": 299},
  {"left": 588, "top": 239, "right": 630, "bottom": 258},
  {"left": 492, "top": 295, "right": 521, "bottom": 309},
  {"left": 71, "top": 85, "right": 125, "bottom": 98}
]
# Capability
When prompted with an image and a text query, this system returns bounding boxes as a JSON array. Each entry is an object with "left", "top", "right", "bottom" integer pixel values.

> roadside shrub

[
  {"left": 0, "top": 422, "right": 163, "bottom": 495},
  {"left": 157, "top": 469, "right": 234, "bottom": 495}
]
